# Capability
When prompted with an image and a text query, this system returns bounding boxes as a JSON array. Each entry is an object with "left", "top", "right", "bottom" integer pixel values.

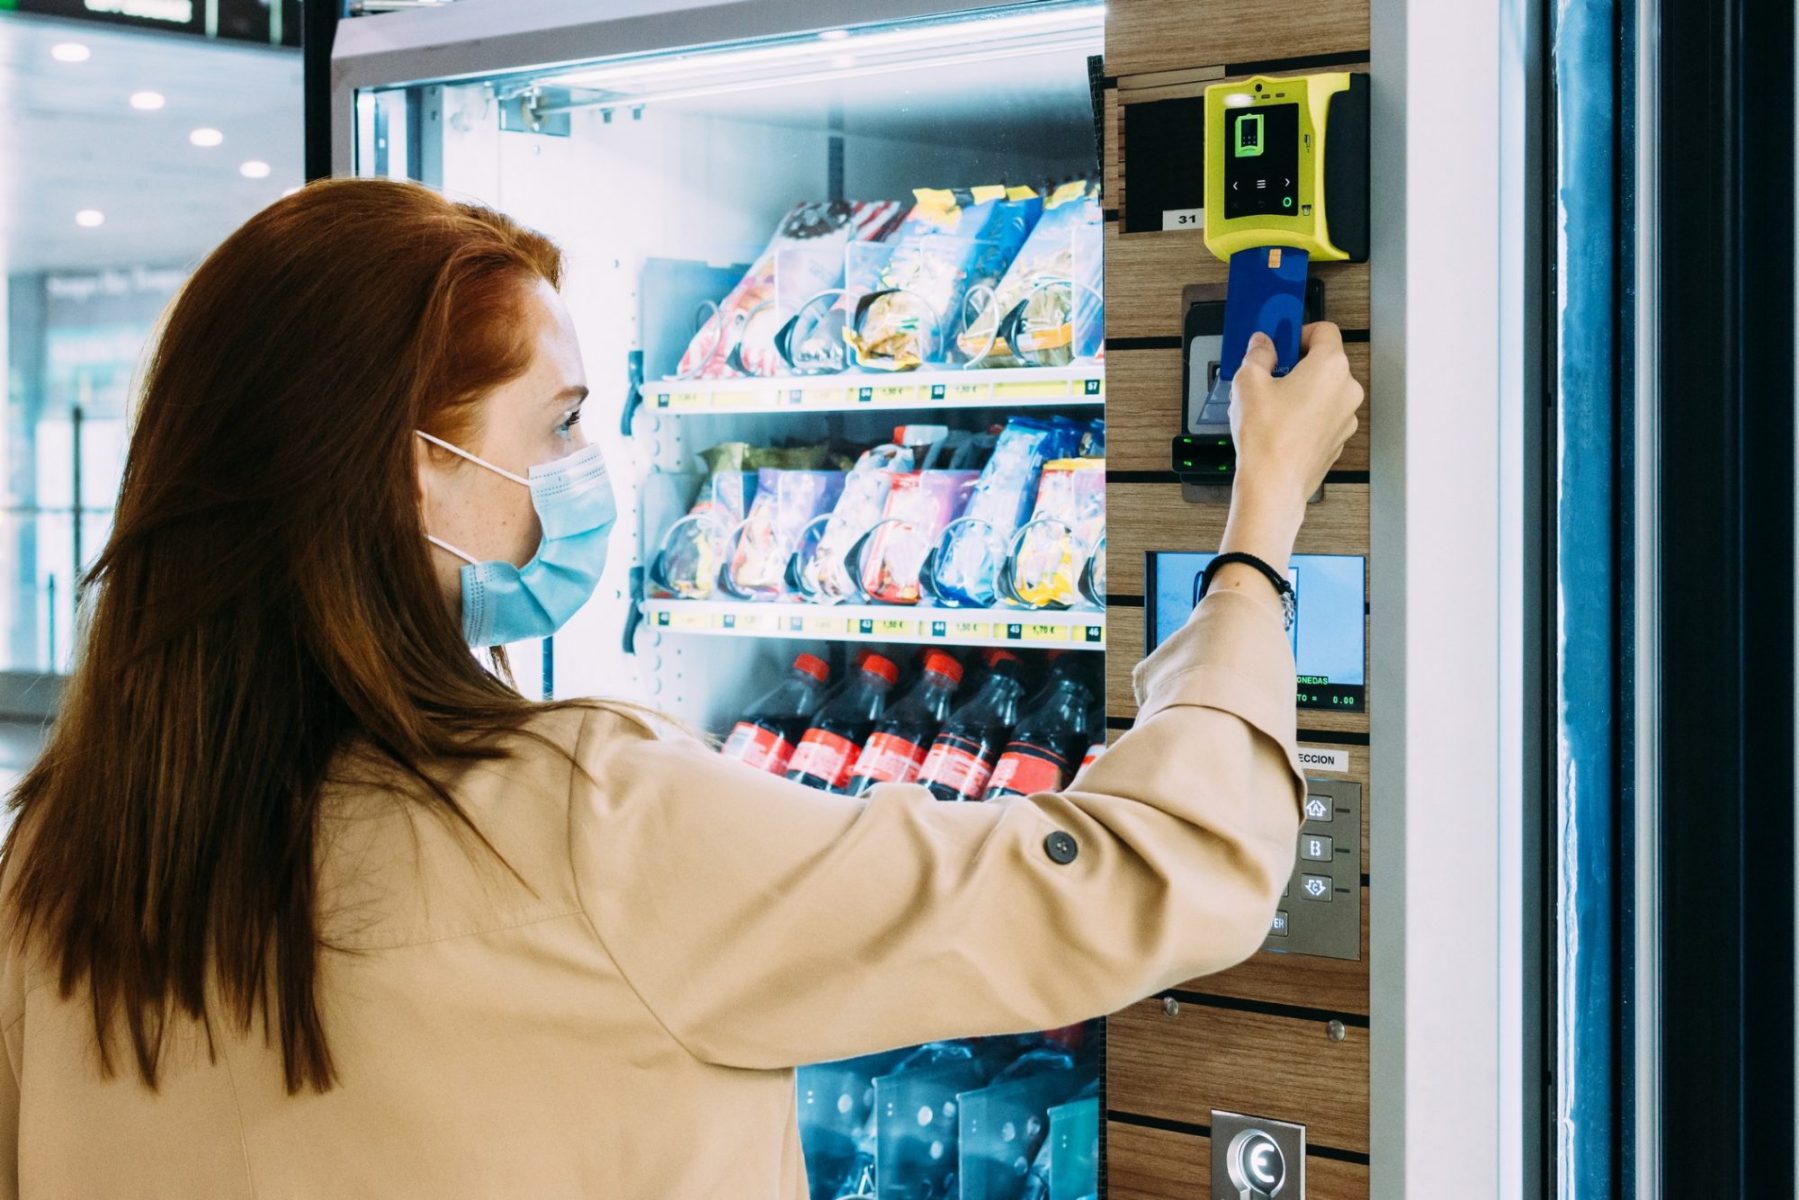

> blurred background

[{"left": 0, "top": 1, "right": 303, "bottom": 800}]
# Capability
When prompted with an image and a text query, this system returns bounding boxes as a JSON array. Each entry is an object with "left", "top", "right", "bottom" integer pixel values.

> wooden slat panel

[
  {"left": 1107, "top": 996, "right": 1371, "bottom": 1152},
  {"left": 1106, "top": 0, "right": 1370, "bottom": 79},
  {"left": 1106, "top": 225, "right": 1372, "bottom": 339},
  {"left": 1184, "top": 887, "right": 1371, "bottom": 1014},
  {"left": 1107, "top": 1121, "right": 1370, "bottom": 1200},
  {"left": 1106, "top": 482, "right": 1370, "bottom": 595},
  {"left": 1103, "top": 604, "right": 1145, "bottom": 723},
  {"left": 1106, "top": 344, "right": 1372, "bottom": 473}
]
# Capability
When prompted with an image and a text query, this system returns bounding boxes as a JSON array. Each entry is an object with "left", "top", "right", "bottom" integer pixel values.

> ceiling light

[
  {"left": 51, "top": 43, "right": 91, "bottom": 63},
  {"left": 239, "top": 160, "right": 271, "bottom": 179},
  {"left": 75, "top": 210, "right": 105, "bottom": 228},
  {"left": 190, "top": 127, "right": 223, "bottom": 147},
  {"left": 130, "top": 91, "right": 166, "bottom": 111},
  {"left": 817, "top": 29, "right": 849, "bottom": 41}
]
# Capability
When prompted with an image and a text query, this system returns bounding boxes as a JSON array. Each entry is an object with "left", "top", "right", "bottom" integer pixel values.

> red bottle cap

[
  {"left": 793, "top": 653, "right": 830, "bottom": 684},
  {"left": 861, "top": 654, "right": 900, "bottom": 686},
  {"left": 989, "top": 649, "right": 1022, "bottom": 667},
  {"left": 922, "top": 651, "right": 965, "bottom": 685}
]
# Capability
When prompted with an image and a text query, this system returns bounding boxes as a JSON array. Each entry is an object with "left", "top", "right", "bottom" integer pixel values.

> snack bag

[
  {"left": 1008, "top": 457, "right": 1106, "bottom": 608},
  {"left": 676, "top": 200, "right": 905, "bottom": 381},
  {"left": 929, "top": 416, "right": 1082, "bottom": 607},
  {"left": 653, "top": 468, "right": 757, "bottom": 599},
  {"left": 859, "top": 471, "right": 981, "bottom": 604},
  {"left": 844, "top": 186, "right": 1043, "bottom": 371},
  {"left": 725, "top": 469, "right": 845, "bottom": 600},
  {"left": 958, "top": 179, "right": 1104, "bottom": 367},
  {"left": 800, "top": 442, "right": 914, "bottom": 602}
]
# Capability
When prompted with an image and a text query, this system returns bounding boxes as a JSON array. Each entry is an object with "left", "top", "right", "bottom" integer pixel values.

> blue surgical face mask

[{"left": 415, "top": 430, "right": 617, "bottom": 647}]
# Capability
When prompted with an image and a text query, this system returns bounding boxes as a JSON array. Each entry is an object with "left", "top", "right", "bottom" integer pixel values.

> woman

[{"left": 0, "top": 178, "right": 1360, "bottom": 1197}]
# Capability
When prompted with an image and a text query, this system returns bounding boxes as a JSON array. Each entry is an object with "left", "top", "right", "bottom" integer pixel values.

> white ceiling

[{"left": 0, "top": 12, "right": 302, "bottom": 275}]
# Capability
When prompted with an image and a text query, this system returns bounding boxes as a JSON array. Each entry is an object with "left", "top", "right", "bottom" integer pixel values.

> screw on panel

[
  {"left": 1327, "top": 1019, "right": 1347, "bottom": 1042},
  {"left": 1161, "top": 996, "right": 1180, "bottom": 1018}
]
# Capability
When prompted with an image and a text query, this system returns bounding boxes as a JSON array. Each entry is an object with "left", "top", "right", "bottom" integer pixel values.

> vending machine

[{"left": 331, "top": 2, "right": 1108, "bottom": 1195}]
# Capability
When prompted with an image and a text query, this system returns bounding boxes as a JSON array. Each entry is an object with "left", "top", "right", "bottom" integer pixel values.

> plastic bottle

[
  {"left": 718, "top": 653, "right": 831, "bottom": 775},
  {"left": 787, "top": 653, "right": 900, "bottom": 790},
  {"left": 983, "top": 673, "right": 1095, "bottom": 800},
  {"left": 842, "top": 651, "right": 965, "bottom": 794},
  {"left": 916, "top": 651, "right": 1025, "bottom": 802}
]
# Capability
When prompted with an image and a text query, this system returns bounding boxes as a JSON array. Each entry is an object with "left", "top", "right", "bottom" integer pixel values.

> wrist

[{"left": 1221, "top": 490, "right": 1303, "bottom": 575}]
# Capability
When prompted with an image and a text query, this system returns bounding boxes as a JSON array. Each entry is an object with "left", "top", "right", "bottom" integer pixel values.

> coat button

[{"left": 1043, "top": 831, "right": 1079, "bottom": 865}]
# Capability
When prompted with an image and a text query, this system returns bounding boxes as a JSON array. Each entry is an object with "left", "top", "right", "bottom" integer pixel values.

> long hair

[{"left": 2, "top": 177, "right": 574, "bottom": 1093}]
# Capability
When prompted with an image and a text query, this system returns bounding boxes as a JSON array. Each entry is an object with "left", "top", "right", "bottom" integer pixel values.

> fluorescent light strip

[
  {"left": 537, "top": 4, "right": 1101, "bottom": 93},
  {"left": 541, "top": 37, "right": 1099, "bottom": 116}
]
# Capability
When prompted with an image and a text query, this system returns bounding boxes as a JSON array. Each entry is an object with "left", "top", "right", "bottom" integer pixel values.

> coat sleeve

[{"left": 566, "top": 588, "right": 1306, "bottom": 1070}]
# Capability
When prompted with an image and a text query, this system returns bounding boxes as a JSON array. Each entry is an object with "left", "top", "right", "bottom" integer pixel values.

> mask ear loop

[
  {"left": 426, "top": 534, "right": 481, "bottom": 565},
  {"left": 414, "top": 430, "right": 530, "bottom": 487},
  {"left": 414, "top": 431, "right": 525, "bottom": 565}
]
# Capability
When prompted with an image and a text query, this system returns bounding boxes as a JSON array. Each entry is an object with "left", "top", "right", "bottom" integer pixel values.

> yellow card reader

[{"left": 1203, "top": 71, "right": 1370, "bottom": 263}]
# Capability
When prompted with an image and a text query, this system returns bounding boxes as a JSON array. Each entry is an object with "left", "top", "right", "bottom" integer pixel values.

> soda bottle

[
  {"left": 842, "top": 651, "right": 965, "bottom": 794},
  {"left": 718, "top": 652, "right": 831, "bottom": 774},
  {"left": 916, "top": 651, "right": 1025, "bottom": 802},
  {"left": 787, "top": 653, "right": 900, "bottom": 790},
  {"left": 983, "top": 672, "right": 1094, "bottom": 800}
]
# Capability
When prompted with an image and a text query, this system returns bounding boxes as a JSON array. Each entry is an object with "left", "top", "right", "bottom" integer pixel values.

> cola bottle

[
  {"left": 842, "top": 651, "right": 965, "bottom": 794},
  {"left": 718, "top": 652, "right": 830, "bottom": 774},
  {"left": 787, "top": 654, "right": 900, "bottom": 790},
  {"left": 982, "top": 672, "right": 1094, "bottom": 800},
  {"left": 916, "top": 651, "right": 1024, "bottom": 802}
]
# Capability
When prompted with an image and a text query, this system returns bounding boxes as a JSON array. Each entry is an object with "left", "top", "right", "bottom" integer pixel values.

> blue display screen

[{"left": 1146, "top": 551, "right": 1366, "bottom": 711}]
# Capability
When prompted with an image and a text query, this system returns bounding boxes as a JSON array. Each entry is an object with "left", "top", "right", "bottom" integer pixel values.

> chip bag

[
  {"left": 723, "top": 468, "right": 845, "bottom": 600},
  {"left": 843, "top": 186, "right": 1042, "bottom": 371},
  {"left": 1006, "top": 457, "right": 1106, "bottom": 608},
  {"left": 855, "top": 470, "right": 981, "bottom": 604},
  {"left": 957, "top": 179, "right": 1104, "bottom": 367},
  {"left": 797, "top": 443, "right": 915, "bottom": 602},
  {"left": 676, "top": 200, "right": 905, "bottom": 381},
  {"left": 926, "top": 416, "right": 1083, "bottom": 607}
]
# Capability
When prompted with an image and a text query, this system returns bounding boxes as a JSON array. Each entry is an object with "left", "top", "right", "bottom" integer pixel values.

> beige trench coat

[{"left": 0, "top": 589, "right": 1304, "bottom": 1198}]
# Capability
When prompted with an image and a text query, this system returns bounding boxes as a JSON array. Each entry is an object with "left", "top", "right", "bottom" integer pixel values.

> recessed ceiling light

[
  {"left": 190, "top": 127, "right": 223, "bottom": 147},
  {"left": 239, "top": 160, "right": 271, "bottom": 179},
  {"left": 51, "top": 43, "right": 91, "bottom": 64},
  {"left": 75, "top": 210, "right": 105, "bottom": 228},
  {"left": 130, "top": 91, "right": 166, "bottom": 111}
]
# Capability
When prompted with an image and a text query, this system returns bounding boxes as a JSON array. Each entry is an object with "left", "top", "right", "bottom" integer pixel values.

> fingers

[
  {"left": 1299, "top": 321, "right": 1344, "bottom": 356},
  {"left": 1239, "top": 330, "right": 1278, "bottom": 378}
]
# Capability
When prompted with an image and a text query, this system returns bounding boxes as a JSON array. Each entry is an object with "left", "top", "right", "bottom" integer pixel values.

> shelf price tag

[
  {"left": 805, "top": 614, "right": 848, "bottom": 637},
  {"left": 1020, "top": 622, "right": 1071, "bottom": 643},
  {"left": 873, "top": 385, "right": 915, "bottom": 407},
  {"left": 667, "top": 608, "right": 716, "bottom": 631},
  {"left": 732, "top": 609, "right": 778, "bottom": 634},
  {"left": 1081, "top": 624, "right": 1105, "bottom": 645},
  {"left": 947, "top": 382, "right": 991, "bottom": 405},
  {"left": 949, "top": 619, "right": 993, "bottom": 641},
  {"left": 874, "top": 618, "right": 915, "bottom": 638}
]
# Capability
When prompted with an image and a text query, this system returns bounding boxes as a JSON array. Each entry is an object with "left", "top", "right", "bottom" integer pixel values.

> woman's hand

[{"left": 1214, "top": 322, "right": 1363, "bottom": 600}]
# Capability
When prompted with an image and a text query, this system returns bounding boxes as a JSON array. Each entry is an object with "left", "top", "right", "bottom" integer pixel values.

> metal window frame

[{"left": 1368, "top": 0, "right": 1543, "bottom": 1194}]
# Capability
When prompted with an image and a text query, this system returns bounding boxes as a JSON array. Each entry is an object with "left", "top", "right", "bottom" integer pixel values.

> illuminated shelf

[
  {"left": 641, "top": 362, "right": 1105, "bottom": 416},
  {"left": 639, "top": 598, "right": 1105, "bottom": 650}
]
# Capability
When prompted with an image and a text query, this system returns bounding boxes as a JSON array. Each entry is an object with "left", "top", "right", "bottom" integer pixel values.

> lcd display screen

[
  {"left": 1147, "top": 551, "right": 1366, "bottom": 711},
  {"left": 1223, "top": 101, "right": 1300, "bottom": 220}
]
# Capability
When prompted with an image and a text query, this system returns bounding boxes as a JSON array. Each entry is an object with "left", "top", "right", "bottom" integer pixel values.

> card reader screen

[
  {"left": 1224, "top": 102, "right": 1300, "bottom": 220},
  {"left": 1147, "top": 551, "right": 1366, "bottom": 711}
]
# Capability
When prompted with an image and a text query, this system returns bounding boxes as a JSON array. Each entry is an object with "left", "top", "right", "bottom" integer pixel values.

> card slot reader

[{"left": 1173, "top": 278, "right": 1324, "bottom": 493}]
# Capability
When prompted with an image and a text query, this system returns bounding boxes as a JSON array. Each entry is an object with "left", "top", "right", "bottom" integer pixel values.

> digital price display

[{"left": 1146, "top": 551, "right": 1366, "bottom": 712}]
